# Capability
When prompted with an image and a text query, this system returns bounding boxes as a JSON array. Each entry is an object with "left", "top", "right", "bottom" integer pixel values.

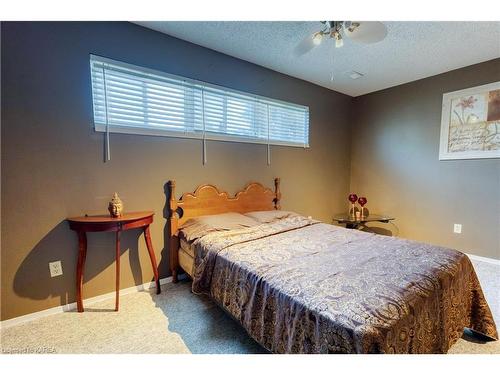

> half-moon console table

[{"left": 67, "top": 211, "right": 161, "bottom": 312}]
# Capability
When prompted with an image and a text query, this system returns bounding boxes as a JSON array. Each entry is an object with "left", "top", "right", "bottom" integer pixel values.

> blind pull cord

[
  {"left": 304, "top": 112, "right": 308, "bottom": 149},
  {"left": 266, "top": 104, "right": 271, "bottom": 166},
  {"left": 102, "top": 66, "right": 111, "bottom": 161},
  {"left": 201, "top": 88, "right": 207, "bottom": 165}
]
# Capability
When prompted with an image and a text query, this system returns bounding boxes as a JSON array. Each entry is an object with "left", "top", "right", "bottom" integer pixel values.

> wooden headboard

[{"left": 167, "top": 178, "right": 281, "bottom": 282}]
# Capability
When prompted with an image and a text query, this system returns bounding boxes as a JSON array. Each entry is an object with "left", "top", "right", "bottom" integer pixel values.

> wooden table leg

[
  {"left": 115, "top": 230, "right": 121, "bottom": 311},
  {"left": 144, "top": 225, "right": 161, "bottom": 294},
  {"left": 76, "top": 231, "right": 87, "bottom": 313}
]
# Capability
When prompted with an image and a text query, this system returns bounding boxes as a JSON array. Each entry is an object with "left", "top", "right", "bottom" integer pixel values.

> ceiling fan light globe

[
  {"left": 312, "top": 32, "right": 323, "bottom": 45},
  {"left": 335, "top": 37, "right": 344, "bottom": 48},
  {"left": 344, "top": 21, "right": 387, "bottom": 44}
]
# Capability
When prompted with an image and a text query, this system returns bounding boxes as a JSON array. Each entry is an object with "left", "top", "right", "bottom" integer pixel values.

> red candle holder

[
  {"left": 348, "top": 193, "right": 358, "bottom": 218},
  {"left": 358, "top": 197, "right": 367, "bottom": 218}
]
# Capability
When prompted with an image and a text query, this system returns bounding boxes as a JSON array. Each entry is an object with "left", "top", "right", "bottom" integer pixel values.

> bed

[{"left": 166, "top": 178, "right": 498, "bottom": 353}]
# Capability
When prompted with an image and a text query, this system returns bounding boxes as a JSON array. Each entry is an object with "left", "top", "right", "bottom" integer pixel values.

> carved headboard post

[
  {"left": 274, "top": 177, "right": 281, "bottom": 210},
  {"left": 167, "top": 180, "right": 179, "bottom": 283}
]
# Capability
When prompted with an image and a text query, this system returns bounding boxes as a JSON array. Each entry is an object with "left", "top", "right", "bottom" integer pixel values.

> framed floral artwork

[{"left": 439, "top": 81, "right": 500, "bottom": 160}]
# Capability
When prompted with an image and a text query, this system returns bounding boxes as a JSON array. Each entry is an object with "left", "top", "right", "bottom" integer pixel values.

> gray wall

[
  {"left": 1, "top": 22, "right": 353, "bottom": 320},
  {"left": 350, "top": 59, "right": 500, "bottom": 259}
]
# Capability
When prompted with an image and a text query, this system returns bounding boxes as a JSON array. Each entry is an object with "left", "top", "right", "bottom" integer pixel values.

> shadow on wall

[
  {"left": 13, "top": 220, "right": 147, "bottom": 309},
  {"left": 157, "top": 182, "right": 173, "bottom": 283},
  {"left": 359, "top": 222, "right": 400, "bottom": 236}
]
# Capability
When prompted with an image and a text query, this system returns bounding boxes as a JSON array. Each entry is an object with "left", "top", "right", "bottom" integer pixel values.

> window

[{"left": 90, "top": 55, "right": 309, "bottom": 148}]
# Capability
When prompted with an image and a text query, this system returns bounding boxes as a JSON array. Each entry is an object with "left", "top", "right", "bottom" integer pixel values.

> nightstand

[{"left": 333, "top": 213, "right": 395, "bottom": 229}]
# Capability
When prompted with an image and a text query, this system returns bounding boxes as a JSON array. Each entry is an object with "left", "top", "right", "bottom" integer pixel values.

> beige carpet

[{"left": 1, "top": 258, "right": 498, "bottom": 354}]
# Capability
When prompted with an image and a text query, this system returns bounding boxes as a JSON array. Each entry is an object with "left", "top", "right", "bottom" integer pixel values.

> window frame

[{"left": 90, "top": 54, "right": 310, "bottom": 148}]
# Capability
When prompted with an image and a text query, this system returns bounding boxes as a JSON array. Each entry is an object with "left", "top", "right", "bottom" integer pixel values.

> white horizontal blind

[{"left": 90, "top": 55, "right": 309, "bottom": 148}]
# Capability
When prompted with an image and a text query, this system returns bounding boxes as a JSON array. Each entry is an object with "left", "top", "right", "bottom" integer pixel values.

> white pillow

[
  {"left": 180, "top": 212, "right": 259, "bottom": 241},
  {"left": 243, "top": 210, "right": 298, "bottom": 224}
]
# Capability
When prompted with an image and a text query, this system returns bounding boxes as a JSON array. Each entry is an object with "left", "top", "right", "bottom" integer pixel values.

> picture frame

[{"left": 439, "top": 81, "right": 500, "bottom": 160}]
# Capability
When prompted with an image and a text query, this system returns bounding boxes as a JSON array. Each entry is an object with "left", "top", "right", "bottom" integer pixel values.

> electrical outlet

[
  {"left": 49, "top": 261, "right": 63, "bottom": 277},
  {"left": 453, "top": 224, "right": 462, "bottom": 234}
]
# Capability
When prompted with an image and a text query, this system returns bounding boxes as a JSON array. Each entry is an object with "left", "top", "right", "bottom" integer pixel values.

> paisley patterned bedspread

[{"left": 191, "top": 216, "right": 498, "bottom": 353}]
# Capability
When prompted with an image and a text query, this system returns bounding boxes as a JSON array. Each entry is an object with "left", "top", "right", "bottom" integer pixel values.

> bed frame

[{"left": 167, "top": 178, "right": 281, "bottom": 282}]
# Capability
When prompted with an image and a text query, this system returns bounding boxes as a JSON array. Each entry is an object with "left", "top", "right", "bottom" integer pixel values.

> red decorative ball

[
  {"left": 348, "top": 193, "right": 358, "bottom": 203},
  {"left": 358, "top": 197, "right": 367, "bottom": 206}
]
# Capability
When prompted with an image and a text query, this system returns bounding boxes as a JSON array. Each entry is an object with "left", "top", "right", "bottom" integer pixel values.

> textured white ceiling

[{"left": 135, "top": 21, "right": 500, "bottom": 97}]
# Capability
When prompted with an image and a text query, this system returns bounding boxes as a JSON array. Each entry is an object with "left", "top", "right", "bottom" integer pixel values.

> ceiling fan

[{"left": 294, "top": 21, "right": 388, "bottom": 56}]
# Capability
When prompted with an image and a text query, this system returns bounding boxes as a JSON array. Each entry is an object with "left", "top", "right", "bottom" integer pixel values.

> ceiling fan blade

[
  {"left": 344, "top": 21, "right": 387, "bottom": 44},
  {"left": 293, "top": 33, "right": 318, "bottom": 57}
]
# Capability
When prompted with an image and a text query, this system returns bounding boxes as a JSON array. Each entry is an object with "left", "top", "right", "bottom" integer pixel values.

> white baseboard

[
  {"left": 466, "top": 253, "right": 500, "bottom": 266},
  {"left": 0, "top": 277, "right": 172, "bottom": 330}
]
